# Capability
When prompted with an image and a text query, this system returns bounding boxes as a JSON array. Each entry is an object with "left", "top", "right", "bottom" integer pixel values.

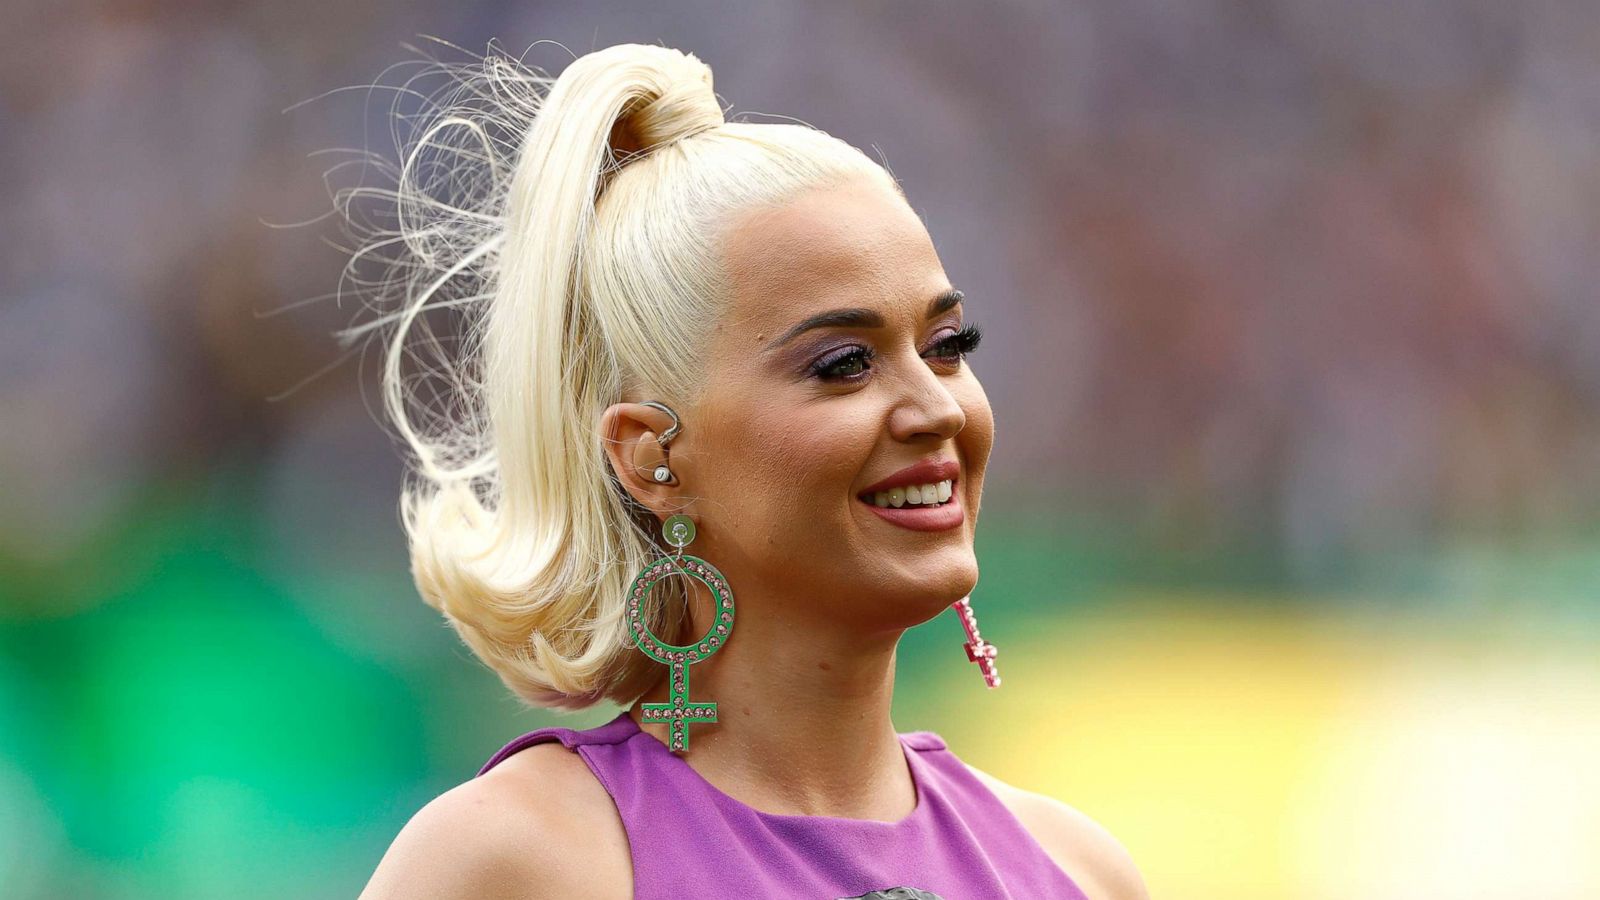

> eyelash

[{"left": 809, "top": 322, "right": 984, "bottom": 383}]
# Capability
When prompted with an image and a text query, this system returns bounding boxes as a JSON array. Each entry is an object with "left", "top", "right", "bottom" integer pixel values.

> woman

[{"left": 352, "top": 42, "right": 1148, "bottom": 899}]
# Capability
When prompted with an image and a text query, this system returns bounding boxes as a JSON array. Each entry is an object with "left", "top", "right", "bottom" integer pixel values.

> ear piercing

[
  {"left": 637, "top": 401, "right": 682, "bottom": 446},
  {"left": 639, "top": 401, "right": 680, "bottom": 486}
]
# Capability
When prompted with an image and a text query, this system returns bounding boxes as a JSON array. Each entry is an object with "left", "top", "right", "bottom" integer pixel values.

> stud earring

[
  {"left": 653, "top": 465, "right": 673, "bottom": 483},
  {"left": 627, "top": 513, "right": 735, "bottom": 753},
  {"left": 953, "top": 597, "right": 1001, "bottom": 688}
]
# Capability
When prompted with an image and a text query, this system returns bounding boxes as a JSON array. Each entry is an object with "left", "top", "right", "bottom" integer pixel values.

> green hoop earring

[{"left": 627, "top": 513, "right": 735, "bottom": 753}]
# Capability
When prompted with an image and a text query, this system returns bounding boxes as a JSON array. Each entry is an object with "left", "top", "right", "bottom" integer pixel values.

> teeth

[{"left": 869, "top": 479, "right": 953, "bottom": 509}]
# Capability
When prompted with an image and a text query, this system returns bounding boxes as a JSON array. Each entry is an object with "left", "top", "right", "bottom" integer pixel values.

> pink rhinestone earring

[{"left": 953, "top": 597, "right": 1000, "bottom": 688}]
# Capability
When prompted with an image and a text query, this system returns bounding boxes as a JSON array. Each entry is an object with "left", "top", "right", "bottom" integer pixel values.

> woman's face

[{"left": 673, "top": 172, "right": 995, "bottom": 634}]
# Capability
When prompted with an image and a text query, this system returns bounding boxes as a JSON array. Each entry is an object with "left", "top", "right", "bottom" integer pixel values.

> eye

[
  {"left": 810, "top": 345, "right": 876, "bottom": 382},
  {"left": 924, "top": 322, "right": 984, "bottom": 364}
]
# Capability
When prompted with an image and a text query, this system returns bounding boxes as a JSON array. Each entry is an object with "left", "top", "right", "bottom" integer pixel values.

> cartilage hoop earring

[
  {"left": 638, "top": 400, "right": 682, "bottom": 447},
  {"left": 627, "top": 514, "right": 735, "bottom": 753}
]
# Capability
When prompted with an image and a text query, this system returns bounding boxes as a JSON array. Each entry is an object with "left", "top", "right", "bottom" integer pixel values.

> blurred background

[{"left": 3, "top": 1, "right": 1598, "bottom": 897}]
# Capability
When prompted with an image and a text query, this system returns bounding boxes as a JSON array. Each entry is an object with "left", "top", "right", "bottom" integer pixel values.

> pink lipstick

[{"left": 856, "top": 457, "right": 963, "bottom": 532}]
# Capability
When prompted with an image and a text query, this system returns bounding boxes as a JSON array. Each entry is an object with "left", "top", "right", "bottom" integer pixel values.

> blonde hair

[{"left": 330, "top": 41, "right": 895, "bottom": 710}]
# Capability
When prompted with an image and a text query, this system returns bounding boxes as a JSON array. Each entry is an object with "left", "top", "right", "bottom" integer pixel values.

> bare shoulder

[
  {"left": 359, "top": 742, "right": 632, "bottom": 900},
  {"left": 966, "top": 763, "right": 1151, "bottom": 900}
]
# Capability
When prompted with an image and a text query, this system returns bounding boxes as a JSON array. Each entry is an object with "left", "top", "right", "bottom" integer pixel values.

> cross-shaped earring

[{"left": 953, "top": 597, "right": 1001, "bottom": 688}]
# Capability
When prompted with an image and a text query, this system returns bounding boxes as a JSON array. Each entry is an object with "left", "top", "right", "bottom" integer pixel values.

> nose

[{"left": 886, "top": 354, "right": 966, "bottom": 443}]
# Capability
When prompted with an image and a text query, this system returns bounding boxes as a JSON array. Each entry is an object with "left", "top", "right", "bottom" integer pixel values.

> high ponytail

[{"left": 329, "top": 40, "right": 895, "bottom": 710}]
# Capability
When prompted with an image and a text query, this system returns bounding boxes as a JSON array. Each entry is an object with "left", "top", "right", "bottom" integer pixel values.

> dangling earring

[
  {"left": 953, "top": 597, "right": 1001, "bottom": 688},
  {"left": 628, "top": 513, "right": 735, "bottom": 753}
]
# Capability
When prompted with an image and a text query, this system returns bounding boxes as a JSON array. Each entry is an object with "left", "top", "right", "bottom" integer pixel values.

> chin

[{"left": 877, "top": 553, "right": 981, "bottom": 625}]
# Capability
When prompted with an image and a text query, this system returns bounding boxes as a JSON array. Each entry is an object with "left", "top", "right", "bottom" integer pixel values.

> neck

[{"left": 628, "top": 599, "right": 915, "bottom": 822}]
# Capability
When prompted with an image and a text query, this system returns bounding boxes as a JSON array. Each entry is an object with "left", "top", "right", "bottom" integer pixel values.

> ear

[{"left": 599, "top": 402, "right": 681, "bottom": 516}]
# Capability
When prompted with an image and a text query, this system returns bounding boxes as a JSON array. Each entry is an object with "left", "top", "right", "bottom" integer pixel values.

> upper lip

[{"left": 857, "top": 458, "right": 960, "bottom": 497}]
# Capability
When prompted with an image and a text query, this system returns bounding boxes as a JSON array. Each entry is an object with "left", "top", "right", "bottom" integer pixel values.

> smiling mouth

[{"left": 855, "top": 478, "right": 958, "bottom": 509}]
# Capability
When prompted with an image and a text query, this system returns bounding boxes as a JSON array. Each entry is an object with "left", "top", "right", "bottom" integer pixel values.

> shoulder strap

[
  {"left": 899, "top": 729, "right": 1016, "bottom": 813},
  {"left": 898, "top": 729, "right": 948, "bottom": 753},
  {"left": 476, "top": 711, "right": 638, "bottom": 777}
]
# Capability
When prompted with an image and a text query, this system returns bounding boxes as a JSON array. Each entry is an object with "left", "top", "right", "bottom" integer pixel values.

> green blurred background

[{"left": 3, "top": 1, "right": 1599, "bottom": 897}]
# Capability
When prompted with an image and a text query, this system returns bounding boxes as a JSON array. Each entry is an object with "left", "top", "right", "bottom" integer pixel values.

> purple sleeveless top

[{"left": 477, "top": 712, "right": 1090, "bottom": 899}]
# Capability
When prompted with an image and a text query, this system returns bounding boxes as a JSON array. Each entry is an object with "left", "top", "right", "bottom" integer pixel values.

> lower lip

[{"left": 857, "top": 487, "right": 964, "bottom": 532}]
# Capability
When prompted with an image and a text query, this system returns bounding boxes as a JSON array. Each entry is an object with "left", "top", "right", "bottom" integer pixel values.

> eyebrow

[{"left": 764, "top": 288, "right": 964, "bottom": 352}]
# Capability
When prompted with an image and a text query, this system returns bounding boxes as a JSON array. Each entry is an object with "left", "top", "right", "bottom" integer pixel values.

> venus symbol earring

[
  {"left": 953, "top": 596, "right": 1001, "bottom": 688},
  {"left": 627, "top": 513, "right": 736, "bottom": 753}
]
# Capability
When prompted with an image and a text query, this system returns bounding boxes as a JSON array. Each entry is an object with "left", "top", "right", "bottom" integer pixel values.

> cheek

[
  {"left": 759, "top": 407, "right": 875, "bottom": 504},
  {"left": 697, "top": 394, "right": 875, "bottom": 517},
  {"left": 960, "top": 378, "right": 996, "bottom": 468}
]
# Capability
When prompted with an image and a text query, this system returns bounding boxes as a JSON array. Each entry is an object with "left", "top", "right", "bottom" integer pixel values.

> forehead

[{"left": 718, "top": 176, "right": 946, "bottom": 333}]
